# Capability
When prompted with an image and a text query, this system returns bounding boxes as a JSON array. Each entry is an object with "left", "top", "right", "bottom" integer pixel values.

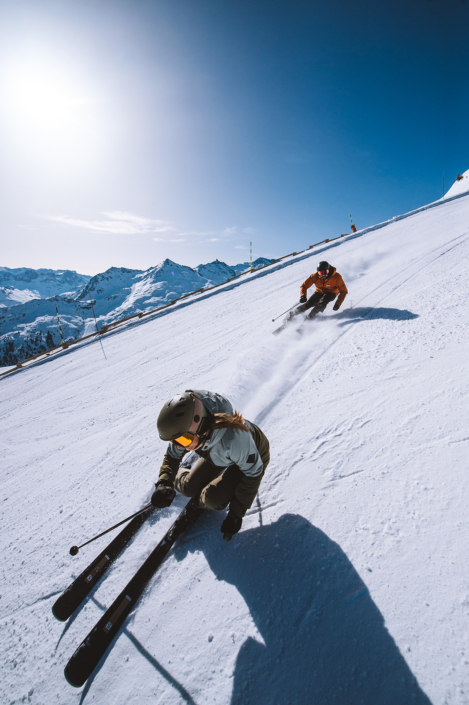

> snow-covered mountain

[
  {"left": 0, "top": 296, "right": 94, "bottom": 366},
  {"left": 0, "top": 257, "right": 273, "bottom": 365},
  {"left": 2, "top": 183, "right": 469, "bottom": 704},
  {"left": 195, "top": 259, "right": 238, "bottom": 284},
  {"left": 75, "top": 260, "right": 207, "bottom": 319},
  {"left": 0, "top": 267, "right": 91, "bottom": 307}
]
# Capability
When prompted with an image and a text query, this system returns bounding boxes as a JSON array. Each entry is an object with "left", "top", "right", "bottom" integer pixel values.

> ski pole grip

[{"left": 223, "top": 533, "right": 233, "bottom": 542}]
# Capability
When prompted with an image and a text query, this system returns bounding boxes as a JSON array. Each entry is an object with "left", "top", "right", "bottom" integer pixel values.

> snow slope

[
  {"left": 443, "top": 168, "right": 469, "bottom": 200},
  {"left": 1, "top": 193, "right": 469, "bottom": 704}
]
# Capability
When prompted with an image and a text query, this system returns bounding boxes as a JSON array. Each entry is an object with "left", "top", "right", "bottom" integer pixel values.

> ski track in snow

[{"left": 1, "top": 194, "right": 469, "bottom": 703}]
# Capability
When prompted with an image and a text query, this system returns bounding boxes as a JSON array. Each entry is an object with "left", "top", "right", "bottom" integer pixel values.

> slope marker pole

[
  {"left": 89, "top": 294, "right": 107, "bottom": 361},
  {"left": 55, "top": 307, "right": 68, "bottom": 348},
  {"left": 89, "top": 294, "right": 99, "bottom": 333}
]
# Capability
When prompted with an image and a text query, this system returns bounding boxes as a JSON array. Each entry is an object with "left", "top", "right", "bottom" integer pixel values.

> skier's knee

[
  {"left": 174, "top": 470, "right": 195, "bottom": 497},
  {"left": 199, "top": 485, "right": 229, "bottom": 511}
]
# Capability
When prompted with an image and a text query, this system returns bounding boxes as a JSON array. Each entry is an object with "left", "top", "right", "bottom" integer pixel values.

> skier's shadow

[
  {"left": 193, "top": 514, "right": 431, "bottom": 705},
  {"left": 337, "top": 306, "right": 419, "bottom": 325}
]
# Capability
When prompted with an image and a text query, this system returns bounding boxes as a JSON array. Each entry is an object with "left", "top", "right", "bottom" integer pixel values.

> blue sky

[{"left": 0, "top": 0, "right": 467, "bottom": 274}]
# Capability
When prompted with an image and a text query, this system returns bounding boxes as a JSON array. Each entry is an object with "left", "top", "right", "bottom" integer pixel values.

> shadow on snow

[
  {"left": 185, "top": 513, "right": 431, "bottom": 705},
  {"left": 337, "top": 306, "right": 419, "bottom": 325}
]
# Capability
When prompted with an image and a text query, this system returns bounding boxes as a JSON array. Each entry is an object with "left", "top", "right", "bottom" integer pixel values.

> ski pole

[
  {"left": 69, "top": 503, "right": 153, "bottom": 555},
  {"left": 272, "top": 303, "right": 298, "bottom": 322}
]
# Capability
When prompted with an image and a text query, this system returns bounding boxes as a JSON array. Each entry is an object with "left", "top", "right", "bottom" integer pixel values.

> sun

[
  {"left": 9, "top": 67, "right": 76, "bottom": 128},
  {"left": 1, "top": 55, "right": 103, "bottom": 170}
]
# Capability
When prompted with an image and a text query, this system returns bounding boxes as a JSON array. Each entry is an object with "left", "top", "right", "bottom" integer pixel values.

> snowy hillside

[
  {"left": 0, "top": 295, "right": 95, "bottom": 366},
  {"left": 1, "top": 191, "right": 469, "bottom": 704},
  {"left": 0, "top": 267, "right": 91, "bottom": 307},
  {"left": 0, "top": 258, "right": 273, "bottom": 366},
  {"left": 443, "top": 168, "right": 469, "bottom": 200}
]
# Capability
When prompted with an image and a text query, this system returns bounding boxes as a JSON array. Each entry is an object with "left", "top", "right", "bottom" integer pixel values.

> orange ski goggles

[{"left": 173, "top": 433, "right": 196, "bottom": 448}]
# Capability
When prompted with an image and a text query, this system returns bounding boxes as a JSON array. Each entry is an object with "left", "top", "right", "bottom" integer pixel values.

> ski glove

[
  {"left": 299, "top": 295, "right": 307, "bottom": 304},
  {"left": 221, "top": 511, "right": 242, "bottom": 536},
  {"left": 333, "top": 303, "right": 340, "bottom": 311},
  {"left": 151, "top": 480, "right": 176, "bottom": 508}
]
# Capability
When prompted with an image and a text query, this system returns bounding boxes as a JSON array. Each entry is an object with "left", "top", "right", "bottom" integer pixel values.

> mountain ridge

[{"left": 0, "top": 257, "right": 273, "bottom": 365}]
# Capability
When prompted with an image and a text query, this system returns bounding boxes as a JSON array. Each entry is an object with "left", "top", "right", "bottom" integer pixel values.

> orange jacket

[{"left": 300, "top": 267, "right": 348, "bottom": 308}]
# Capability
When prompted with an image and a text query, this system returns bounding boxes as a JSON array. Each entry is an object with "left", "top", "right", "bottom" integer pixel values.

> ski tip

[
  {"left": 64, "top": 664, "right": 86, "bottom": 688},
  {"left": 51, "top": 602, "right": 68, "bottom": 622},
  {"left": 223, "top": 533, "right": 233, "bottom": 542}
]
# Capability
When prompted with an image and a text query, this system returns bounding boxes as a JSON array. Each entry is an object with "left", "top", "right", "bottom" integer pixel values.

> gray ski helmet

[
  {"left": 157, "top": 391, "right": 208, "bottom": 441},
  {"left": 317, "top": 261, "right": 330, "bottom": 273}
]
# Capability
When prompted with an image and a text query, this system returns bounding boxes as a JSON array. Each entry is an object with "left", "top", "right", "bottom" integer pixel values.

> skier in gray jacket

[{"left": 152, "top": 390, "right": 270, "bottom": 537}]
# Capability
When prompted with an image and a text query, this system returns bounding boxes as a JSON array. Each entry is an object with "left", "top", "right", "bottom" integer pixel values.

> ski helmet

[
  {"left": 157, "top": 391, "right": 209, "bottom": 442},
  {"left": 317, "top": 261, "right": 330, "bottom": 273}
]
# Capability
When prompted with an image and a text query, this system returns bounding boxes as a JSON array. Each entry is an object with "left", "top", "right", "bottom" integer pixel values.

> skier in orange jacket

[{"left": 295, "top": 260, "right": 348, "bottom": 320}]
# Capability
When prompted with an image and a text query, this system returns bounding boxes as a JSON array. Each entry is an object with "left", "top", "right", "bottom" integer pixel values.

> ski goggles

[
  {"left": 173, "top": 433, "right": 196, "bottom": 448},
  {"left": 318, "top": 269, "right": 329, "bottom": 276}
]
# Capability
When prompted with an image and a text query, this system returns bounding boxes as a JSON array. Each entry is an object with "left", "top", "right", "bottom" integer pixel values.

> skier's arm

[
  {"left": 300, "top": 273, "right": 318, "bottom": 299},
  {"left": 158, "top": 443, "right": 186, "bottom": 485},
  {"left": 334, "top": 276, "right": 348, "bottom": 309}
]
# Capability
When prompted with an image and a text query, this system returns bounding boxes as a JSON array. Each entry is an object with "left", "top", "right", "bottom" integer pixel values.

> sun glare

[
  {"left": 9, "top": 69, "right": 77, "bottom": 127},
  {"left": 1, "top": 56, "right": 105, "bottom": 171}
]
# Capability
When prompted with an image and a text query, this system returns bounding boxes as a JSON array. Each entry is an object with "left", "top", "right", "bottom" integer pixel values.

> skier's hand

[
  {"left": 299, "top": 295, "right": 307, "bottom": 304},
  {"left": 333, "top": 303, "right": 340, "bottom": 311},
  {"left": 221, "top": 511, "right": 242, "bottom": 536},
  {"left": 151, "top": 481, "right": 176, "bottom": 508}
]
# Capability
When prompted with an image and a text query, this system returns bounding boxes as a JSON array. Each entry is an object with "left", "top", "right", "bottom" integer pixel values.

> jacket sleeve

[
  {"left": 335, "top": 275, "right": 348, "bottom": 308},
  {"left": 300, "top": 273, "right": 318, "bottom": 298},
  {"left": 158, "top": 443, "right": 186, "bottom": 485}
]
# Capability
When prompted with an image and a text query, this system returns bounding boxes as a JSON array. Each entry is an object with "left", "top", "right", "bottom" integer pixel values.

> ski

[
  {"left": 52, "top": 504, "right": 157, "bottom": 622},
  {"left": 273, "top": 317, "right": 303, "bottom": 335},
  {"left": 64, "top": 498, "right": 204, "bottom": 688}
]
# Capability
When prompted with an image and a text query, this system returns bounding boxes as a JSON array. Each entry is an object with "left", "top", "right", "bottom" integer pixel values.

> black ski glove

[
  {"left": 299, "top": 295, "right": 307, "bottom": 304},
  {"left": 151, "top": 480, "right": 176, "bottom": 508},
  {"left": 221, "top": 511, "right": 242, "bottom": 537},
  {"left": 333, "top": 303, "right": 340, "bottom": 311}
]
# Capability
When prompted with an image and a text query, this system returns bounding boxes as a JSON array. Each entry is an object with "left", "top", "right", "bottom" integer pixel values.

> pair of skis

[
  {"left": 52, "top": 498, "right": 204, "bottom": 688},
  {"left": 273, "top": 315, "right": 315, "bottom": 335}
]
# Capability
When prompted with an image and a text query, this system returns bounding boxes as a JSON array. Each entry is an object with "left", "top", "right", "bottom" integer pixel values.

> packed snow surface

[{"left": 1, "top": 193, "right": 469, "bottom": 704}]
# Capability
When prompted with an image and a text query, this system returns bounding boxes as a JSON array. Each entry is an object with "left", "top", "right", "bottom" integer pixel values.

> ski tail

[
  {"left": 64, "top": 499, "right": 204, "bottom": 688},
  {"left": 52, "top": 505, "right": 157, "bottom": 622}
]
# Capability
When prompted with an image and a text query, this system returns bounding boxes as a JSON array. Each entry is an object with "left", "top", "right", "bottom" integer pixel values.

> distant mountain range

[
  {"left": 0, "top": 257, "right": 273, "bottom": 366},
  {"left": 0, "top": 267, "right": 91, "bottom": 307}
]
